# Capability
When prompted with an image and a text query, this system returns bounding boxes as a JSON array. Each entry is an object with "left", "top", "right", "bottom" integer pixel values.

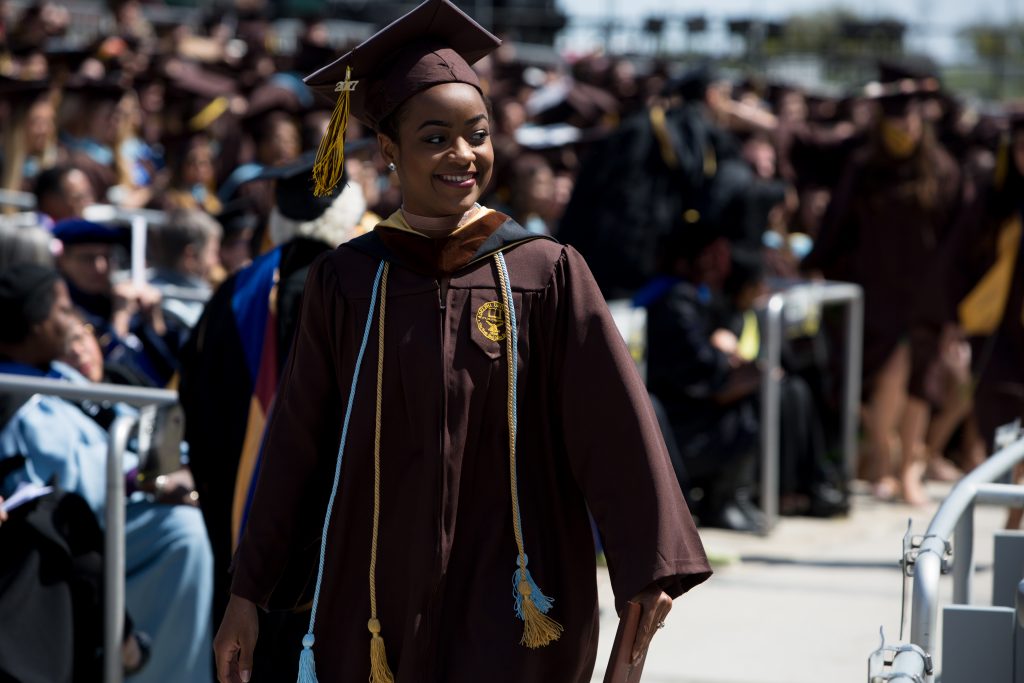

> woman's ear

[{"left": 377, "top": 132, "right": 397, "bottom": 168}]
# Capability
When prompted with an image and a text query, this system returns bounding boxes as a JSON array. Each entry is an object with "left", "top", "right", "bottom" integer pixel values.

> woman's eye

[
  {"left": 423, "top": 134, "right": 446, "bottom": 145},
  {"left": 471, "top": 130, "right": 490, "bottom": 144}
]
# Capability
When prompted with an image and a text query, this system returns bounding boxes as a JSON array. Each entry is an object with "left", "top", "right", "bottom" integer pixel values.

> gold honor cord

[
  {"left": 368, "top": 262, "right": 395, "bottom": 682},
  {"left": 495, "top": 252, "right": 563, "bottom": 648}
]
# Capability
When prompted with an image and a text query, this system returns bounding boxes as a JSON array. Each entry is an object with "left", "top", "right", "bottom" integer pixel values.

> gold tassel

[
  {"left": 312, "top": 66, "right": 356, "bottom": 197},
  {"left": 368, "top": 619, "right": 395, "bottom": 683},
  {"left": 518, "top": 591, "right": 564, "bottom": 648}
]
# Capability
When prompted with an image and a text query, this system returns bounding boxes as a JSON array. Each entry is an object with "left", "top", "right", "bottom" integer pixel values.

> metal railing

[
  {"left": 758, "top": 280, "right": 864, "bottom": 534},
  {"left": 0, "top": 189, "right": 36, "bottom": 210},
  {"left": 0, "top": 374, "right": 178, "bottom": 683},
  {"left": 871, "top": 433, "right": 1024, "bottom": 682}
]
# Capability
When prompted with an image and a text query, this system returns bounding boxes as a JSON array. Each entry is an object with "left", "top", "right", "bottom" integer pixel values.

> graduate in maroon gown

[
  {"left": 212, "top": 2, "right": 711, "bottom": 682},
  {"left": 804, "top": 86, "right": 963, "bottom": 505}
]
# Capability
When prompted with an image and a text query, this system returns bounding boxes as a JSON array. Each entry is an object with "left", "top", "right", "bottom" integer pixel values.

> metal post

[
  {"left": 911, "top": 545, "right": 944, "bottom": 659},
  {"left": 842, "top": 287, "right": 864, "bottom": 482},
  {"left": 103, "top": 415, "right": 137, "bottom": 683},
  {"left": 130, "top": 215, "right": 147, "bottom": 290},
  {"left": 953, "top": 501, "right": 974, "bottom": 605},
  {"left": 759, "top": 294, "right": 784, "bottom": 535}
]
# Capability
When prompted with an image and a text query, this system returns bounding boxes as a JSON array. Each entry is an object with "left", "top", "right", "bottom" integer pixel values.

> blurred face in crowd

[
  {"left": 380, "top": 82, "right": 494, "bottom": 218},
  {"left": 58, "top": 243, "right": 116, "bottom": 295},
  {"left": 182, "top": 140, "right": 216, "bottom": 188},
  {"left": 259, "top": 116, "right": 301, "bottom": 167},
  {"left": 26, "top": 98, "right": 56, "bottom": 155},
  {"left": 220, "top": 230, "right": 253, "bottom": 275},
  {"left": 880, "top": 104, "right": 924, "bottom": 159},
  {"left": 41, "top": 168, "right": 94, "bottom": 222},
  {"left": 88, "top": 99, "right": 123, "bottom": 147},
  {"left": 743, "top": 137, "right": 777, "bottom": 179},
  {"left": 62, "top": 317, "right": 104, "bottom": 382},
  {"left": 778, "top": 91, "right": 808, "bottom": 124},
  {"left": 186, "top": 233, "right": 221, "bottom": 281},
  {"left": 31, "top": 280, "right": 75, "bottom": 365}
]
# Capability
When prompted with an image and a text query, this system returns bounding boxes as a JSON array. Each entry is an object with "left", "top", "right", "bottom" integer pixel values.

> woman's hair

[
  {"left": 149, "top": 208, "right": 222, "bottom": 270},
  {"left": 0, "top": 221, "right": 56, "bottom": 270}
]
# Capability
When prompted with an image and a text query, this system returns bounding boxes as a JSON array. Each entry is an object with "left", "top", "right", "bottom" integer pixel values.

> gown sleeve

[{"left": 546, "top": 246, "right": 712, "bottom": 613}]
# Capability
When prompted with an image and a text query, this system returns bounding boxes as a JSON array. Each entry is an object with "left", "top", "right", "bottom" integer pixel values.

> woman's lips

[{"left": 436, "top": 173, "right": 476, "bottom": 188}]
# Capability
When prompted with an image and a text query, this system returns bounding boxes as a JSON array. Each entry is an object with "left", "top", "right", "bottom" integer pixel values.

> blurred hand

[
  {"left": 0, "top": 497, "right": 7, "bottom": 527},
  {"left": 710, "top": 328, "right": 741, "bottom": 367},
  {"left": 143, "top": 468, "right": 199, "bottom": 507}
]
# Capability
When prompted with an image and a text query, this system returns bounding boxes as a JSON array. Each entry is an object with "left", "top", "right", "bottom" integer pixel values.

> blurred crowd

[{"left": 1, "top": 0, "right": 1024, "bottom": 679}]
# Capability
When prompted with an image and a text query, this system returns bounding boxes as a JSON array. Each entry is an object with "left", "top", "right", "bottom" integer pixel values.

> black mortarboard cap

[
  {"left": 215, "top": 197, "right": 261, "bottom": 237},
  {"left": 53, "top": 218, "right": 127, "bottom": 247},
  {"left": 63, "top": 75, "right": 127, "bottom": 103},
  {"left": 247, "top": 149, "right": 352, "bottom": 223},
  {"left": 877, "top": 56, "right": 940, "bottom": 85},
  {"left": 0, "top": 75, "right": 50, "bottom": 106},
  {"left": 667, "top": 62, "right": 718, "bottom": 102},
  {"left": 302, "top": 0, "right": 501, "bottom": 196}
]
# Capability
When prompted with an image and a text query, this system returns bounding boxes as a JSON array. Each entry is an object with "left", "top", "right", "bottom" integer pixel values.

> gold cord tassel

[
  {"left": 367, "top": 263, "right": 396, "bottom": 682},
  {"left": 312, "top": 66, "right": 355, "bottom": 197},
  {"left": 368, "top": 619, "right": 395, "bottom": 683},
  {"left": 518, "top": 586, "right": 564, "bottom": 648}
]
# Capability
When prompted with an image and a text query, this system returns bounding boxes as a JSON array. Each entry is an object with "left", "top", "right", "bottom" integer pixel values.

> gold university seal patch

[{"left": 476, "top": 301, "right": 507, "bottom": 342}]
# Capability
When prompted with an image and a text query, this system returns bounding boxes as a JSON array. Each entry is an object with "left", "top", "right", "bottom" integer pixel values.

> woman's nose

[{"left": 449, "top": 137, "right": 473, "bottom": 163}]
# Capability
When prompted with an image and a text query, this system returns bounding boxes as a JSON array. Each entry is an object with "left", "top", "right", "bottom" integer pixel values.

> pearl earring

[{"left": 387, "top": 162, "right": 396, "bottom": 172}]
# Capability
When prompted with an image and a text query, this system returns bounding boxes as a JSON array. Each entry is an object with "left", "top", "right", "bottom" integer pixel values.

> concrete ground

[{"left": 590, "top": 481, "right": 1008, "bottom": 683}]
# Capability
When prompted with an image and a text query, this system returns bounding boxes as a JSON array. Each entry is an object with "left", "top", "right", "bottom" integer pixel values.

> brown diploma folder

[{"left": 603, "top": 601, "right": 648, "bottom": 683}]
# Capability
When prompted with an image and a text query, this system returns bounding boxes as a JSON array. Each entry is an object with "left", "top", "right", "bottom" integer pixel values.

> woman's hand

[
  {"left": 627, "top": 584, "right": 673, "bottom": 663},
  {"left": 214, "top": 594, "right": 259, "bottom": 683}
]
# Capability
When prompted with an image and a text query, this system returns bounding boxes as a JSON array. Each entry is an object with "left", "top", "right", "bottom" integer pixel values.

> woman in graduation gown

[
  {"left": 803, "top": 88, "right": 963, "bottom": 505},
  {"left": 212, "top": 2, "right": 710, "bottom": 682}
]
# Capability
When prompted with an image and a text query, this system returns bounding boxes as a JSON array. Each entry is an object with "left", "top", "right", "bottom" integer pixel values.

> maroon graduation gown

[{"left": 231, "top": 212, "right": 711, "bottom": 682}]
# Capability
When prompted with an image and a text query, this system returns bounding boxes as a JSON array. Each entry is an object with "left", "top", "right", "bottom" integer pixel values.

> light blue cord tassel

[
  {"left": 296, "top": 260, "right": 386, "bottom": 682},
  {"left": 297, "top": 634, "right": 318, "bottom": 683},
  {"left": 512, "top": 556, "right": 556, "bottom": 618}
]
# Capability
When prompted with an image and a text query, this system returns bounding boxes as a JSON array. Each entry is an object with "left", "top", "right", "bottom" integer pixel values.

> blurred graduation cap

[
  {"left": 62, "top": 75, "right": 128, "bottom": 108},
  {"left": 0, "top": 74, "right": 51, "bottom": 106},
  {"left": 526, "top": 78, "right": 618, "bottom": 128},
  {"left": 302, "top": 0, "right": 501, "bottom": 196},
  {"left": 877, "top": 56, "right": 940, "bottom": 87},
  {"left": 666, "top": 62, "right": 720, "bottom": 102},
  {"left": 52, "top": 218, "right": 128, "bottom": 247},
  {"left": 161, "top": 58, "right": 241, "bottom": 131},
  {"left": 514, "top": 123, "right": 583, "bottom": 150},
  {"left": 43, "top": 41, "right": 95, "bottom": 79},
  {"left": 215, "top": 196, "right": 261, "bottom": 239},
  {"left": 247, "top": 150, "right": 345, "bottom": 222}
]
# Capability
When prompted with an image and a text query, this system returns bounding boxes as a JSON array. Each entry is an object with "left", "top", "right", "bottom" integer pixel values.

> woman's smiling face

[{"left": 378, "top": 82, "right": 493, "bottom": 218}]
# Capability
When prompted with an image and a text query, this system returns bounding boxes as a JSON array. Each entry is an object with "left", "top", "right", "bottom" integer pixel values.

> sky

[{"left": 553, "top": 0, "right": 1021, "bottom": 63}]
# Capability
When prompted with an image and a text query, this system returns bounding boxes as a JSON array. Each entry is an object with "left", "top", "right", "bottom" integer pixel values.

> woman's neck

[{"left": 401, "top": 204, "right": 483, "bottom": 238}]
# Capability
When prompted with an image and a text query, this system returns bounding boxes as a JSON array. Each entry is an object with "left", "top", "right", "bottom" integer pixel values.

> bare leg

[
  {"left": 901, "top": 397, "right": 931, "bottom": 506},
  {"left": 925, "top": 333, "right": 974, "bottom": 480},
  {"left": 863, "top": 345, "right": 910, "bottom": 500}
]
